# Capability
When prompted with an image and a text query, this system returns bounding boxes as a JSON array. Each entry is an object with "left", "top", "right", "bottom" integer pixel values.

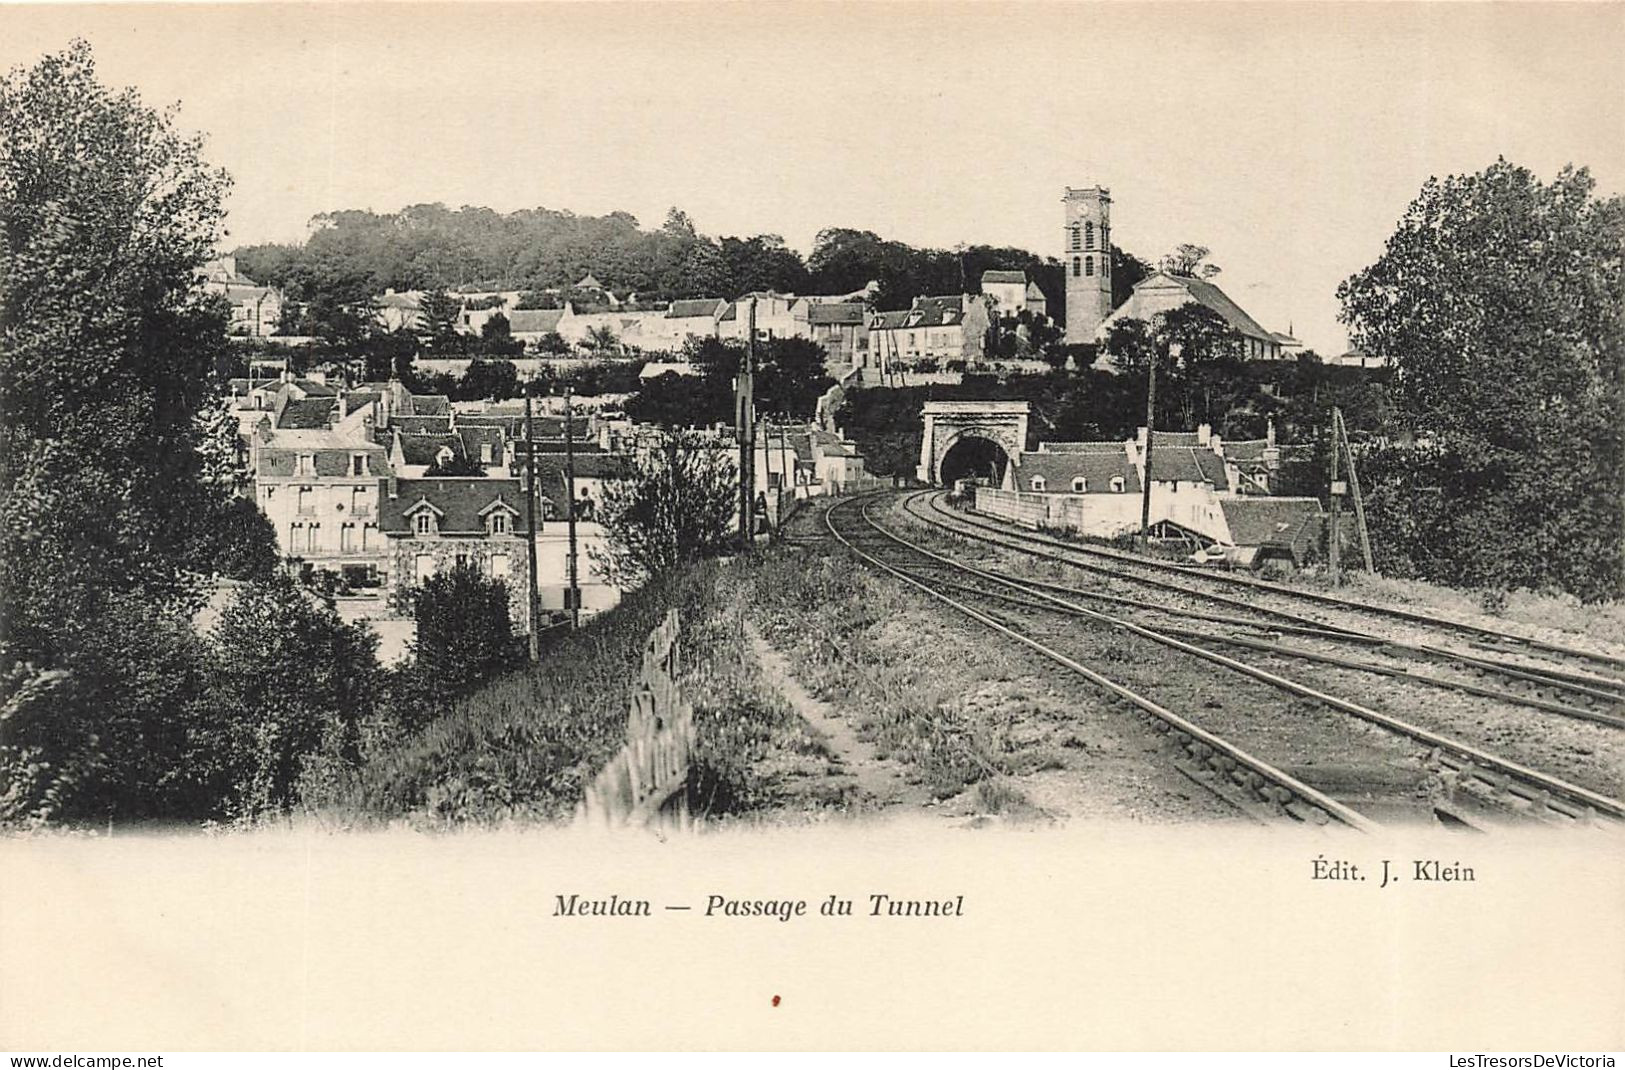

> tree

[
  {"left": 591, "top": 431, "right": 738, "bottom": 586},
  {"left": 205, "top": 575, "right": 381, "bottom": 816},
  {"left": 417, "top": 290, "right": 465, "bottom": 353},
  {"left": 1102, "top": 317, "right": 1159, "bottom": 375},
  {"left": 1337, "top": 159, "right": 1624, "bottom": 600},
  {"left": 397, "top": 562, "right": 518, "bottom": 725},
  {"left": 1110, "top": 245, "right": 1154, "bottom": 308},
  {"left": 1161, "top": 243, "right": 1221, "bottom": 279},
  {"left": 478, "top": 311, "right": 524, "bottom": 357},
  {"left": 583, "top": 323, "right": 620, "bottom": 354},
  {"left": 1, "top": 40, "right": 230, "bottom": 669},
  {"left": 755, "top": 337, "right": 835, "bottom": 419},
  {"left": 532, "top": 330, "right": 571, "bottom": 356},
  {"left": 453, "top": 357, "right": 518, "bottom": 402}
]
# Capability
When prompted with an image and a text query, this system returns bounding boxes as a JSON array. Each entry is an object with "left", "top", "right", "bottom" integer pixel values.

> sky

[{"left": 5, "top": 2, "right": 1624, "bottom": 355}]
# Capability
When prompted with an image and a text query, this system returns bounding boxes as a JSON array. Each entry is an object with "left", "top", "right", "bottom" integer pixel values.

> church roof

[{"left": 1134, "top": 272, "right": 1275, "bottom": 342}]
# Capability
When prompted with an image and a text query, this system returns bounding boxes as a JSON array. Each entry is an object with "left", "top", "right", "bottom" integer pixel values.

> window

[
  {"left": 1072, "top": 258, "right": 1081, "bottom": 278},
  {"left": 1085, "top": 221, "right": 1095, "bottom": 250},
  {"left": 351, "top": 486, "right": 370, "bottom": 517},
  {"left": 340, "top": 523, "right": 354, "bottom": 553},
  {"left": 289, "top": 521, "right": 303, "bottom": 548},
  {"left": 306, "top": 523, "right": 320, "bottom": 552},
  {"left": 297, "top": 453, "right": 314, "bottom": 476},
  {"left": 415, "top": 554, "right": 435, "bottom": 582},
  {"left": 1085, "top": 256, "right": 1094, "bottom": 277},
  {"left": 1110, "top": 476, "right": 1126, "bottom": 493},
  {"left": 490, "top": 553, "right": 509, "bottom": 578},
  {"left": 488, "top": 512, "right": 509, "bottom": 535},
  {"left": 1069, "top": 225, "right": 1081, "bottom": 251},
  {"left": 351, "top": 454, "right": 367, "bottom": 476},
  {"left": 297, "top": 486, "right": 314, "bottom": 515},
  {"left": 1030, "top": 476, "right": 1046, "bottom": 492},
  {"left": 362, "top": 523, "right": 375, "bottom": 550},
  {"left": 1072, "top": 477, "right": 1087, "bottom": 493},
  {"left": 415, "top": 513, "right": 433, "bottom": 536}
]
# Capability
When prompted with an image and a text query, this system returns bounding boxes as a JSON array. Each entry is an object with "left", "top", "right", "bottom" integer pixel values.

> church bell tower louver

[{"left": 1062, "top": 186, "right": 1113, "bottom": 344}]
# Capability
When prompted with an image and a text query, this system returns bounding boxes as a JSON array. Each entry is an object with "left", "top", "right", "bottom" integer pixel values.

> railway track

[
  {"left": 824, "top": 492, "right": 1625, "bottom": 832},
  {"left": 908, "top": 491, "right": 1625, "bottom": 715},
  {"left": 920, "top": 490, "right": 1625, "bottom": 674}
]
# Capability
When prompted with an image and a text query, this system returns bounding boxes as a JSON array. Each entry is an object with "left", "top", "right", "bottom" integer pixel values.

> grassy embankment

[
  {"left": 319, "top": 514, "right": 1069, "bottom": 827},
  {"left": 320, "top": 559, "right": 841, "bottom": 827}
]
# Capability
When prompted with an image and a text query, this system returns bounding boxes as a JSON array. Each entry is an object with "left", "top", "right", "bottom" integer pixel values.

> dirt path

[{"left": 744, "top": 621, "right": 936, "bottom": 814}]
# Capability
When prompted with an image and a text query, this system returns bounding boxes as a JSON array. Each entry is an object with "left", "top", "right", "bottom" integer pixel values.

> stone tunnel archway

[
  {"left": 917, "top": 400, "right": 1030, "bottom": 486},
  {"left": 938, "top": 432, "right": 1012, "bottom": 486}
]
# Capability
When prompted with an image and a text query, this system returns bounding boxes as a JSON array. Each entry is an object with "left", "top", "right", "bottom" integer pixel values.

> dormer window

[
  {"left": 1072, "top": 477, "right": 1087, "bottom": 493},
  {"left": 351, "top": 454, "right": 368, "bottom": 476},
  {"left": 1030, "top": 476, "right": 1046, "bottom": 492},
  {"left": 415, "top": 513, "right": 433, "bottom": 536},
  {"left": 1110, "top": 476, "right": 1126, "bottom": 493},
  {"left": 488, "top": 512, "right": 508, "bottom": 535},
  {"left": 297, "top": 453, "right": 315, "bottom": 476},
  {"left": 436, "top": 446, "right": 454, "bottom": 467},
  {"left": 479, "top": 443, "right": 493, "bottom": 464}
]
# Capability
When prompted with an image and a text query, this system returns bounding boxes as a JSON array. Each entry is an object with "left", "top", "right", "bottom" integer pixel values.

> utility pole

[
  {"left": 522, "top": 388, "right": 542, "bottom": 661},
  {"left": 563, "top": 384, "right": 580, "bottom": 630},
  {"left": 1335, "top": 408, "right": 1376, "bottom": 575},
  {"left": 1137, "top": 348, "right": 1159, "bottom": 554},
  {"left": 737, "top": 297, "right": 757, "bottom": 550},
  {"left": 1328, "top": 407, "right": 1344, "bottom": 585}
]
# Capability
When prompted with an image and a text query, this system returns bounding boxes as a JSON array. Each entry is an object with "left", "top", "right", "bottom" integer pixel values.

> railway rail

[
  {"left": 823, "top": 492, "right": 1625, "bottom": 831},
  {"left": 924, "top": 490, "right": 1625, "bottom": 675},
  {"left": 910, "top": 492, "right": 1625, "bottom": 712}
]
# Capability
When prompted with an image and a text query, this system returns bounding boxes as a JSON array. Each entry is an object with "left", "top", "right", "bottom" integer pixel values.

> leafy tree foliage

[
  {"left": 1110, "top": 245, "right": 1154, "bottom": 309},
  {"left": 417, "top": 290, "right": 465, "bottom": 352},
  {"left": 458, "top": 357, "right": 521, "bottom": 402},
  {"left": 0, "top": 43, "right": 376, "bottom": 826},
  {"left": 1338, "top": 159, "right": 1623, "bottom": 600},
  {"left": 627, "top": 336, "right": 833, "bottom": 428},
  {"left": 1, "top": 40, "right": 234, "bottom": 652},
  {"left": 205, "top": 575, "right": 380, "bottom": 816},
  {"left": 478, "top": 311, "right": 525, "bottom": 357},
  {"left": 391, "top": 563, "right": 519, "bottom": 727},
  {"left": 591, "top": 431, "right": 739, "bottom": 586},
  {"left": 1161, "top": 242, "right": 1222, "bottom": 279}
]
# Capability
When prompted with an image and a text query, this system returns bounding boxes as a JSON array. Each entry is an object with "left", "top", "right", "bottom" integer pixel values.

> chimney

[
  {"left": 1266, "top": 415, "right": 1277, "bottom": 449},
  {"left": 1197, "top": 423, "right": 1211, "bottom": 447}
]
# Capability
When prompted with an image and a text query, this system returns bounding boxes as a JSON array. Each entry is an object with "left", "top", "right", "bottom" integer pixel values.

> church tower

[{"left": 1062, "top": 186, "right": 1113, "bottom": 344}]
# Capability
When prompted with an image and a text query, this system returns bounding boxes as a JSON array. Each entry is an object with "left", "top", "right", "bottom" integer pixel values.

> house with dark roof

[
  {"left": 867, "top": 294, "right": 992, "bottom": 370},
  {"left": 379, "top": 477, "right": 538, "bottom": 622},
  {"left": 1099, "top": 271, "right": 1289, "bottom": 368},
  {"left": 800, "top": 301, "right": 869, "bottom": 370},
  {"left": 977, "top": 419, "right": 1304, "bottom": 550},
  {"left": 1215, "top": 497, "right": 1324, "bottom": 566},
  {"left": 251, "top": 427, "right": 394, "bottom": 579}
]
